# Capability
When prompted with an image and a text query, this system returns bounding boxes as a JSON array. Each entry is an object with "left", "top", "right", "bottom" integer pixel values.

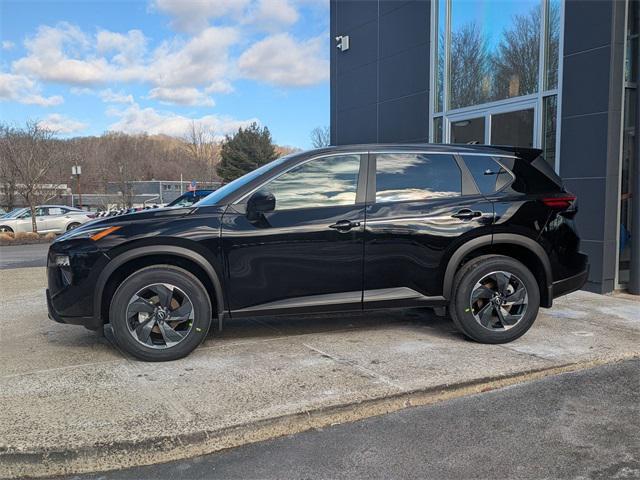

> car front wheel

[
  {"left": 109, "top": 265, "right": 212, "bottom": 361},
  {"left": 449, "top": 254, "right": 540, "bottom": 344}
]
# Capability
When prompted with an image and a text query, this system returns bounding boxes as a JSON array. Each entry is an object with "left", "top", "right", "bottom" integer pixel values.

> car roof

[{"left": 302, "top": 143, "right": 542, "bottom": 161}]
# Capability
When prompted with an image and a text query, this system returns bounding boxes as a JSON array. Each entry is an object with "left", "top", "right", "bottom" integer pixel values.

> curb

[{"left": 1, "top": 354, "right": 637, "bottom": 479}]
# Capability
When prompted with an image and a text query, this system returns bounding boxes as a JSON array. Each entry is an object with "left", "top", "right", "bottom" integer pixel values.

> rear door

[{"left": 363, "top": 150, "right": 494, "bottom": 308}]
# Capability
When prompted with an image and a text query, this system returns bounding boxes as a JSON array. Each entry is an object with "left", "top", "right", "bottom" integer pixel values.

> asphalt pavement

[
  {"left": 65, "top": 359, "right": 639, "bottom": 480},
  {"left": 0, "top": 243, "right": 48, "bottom": 269}
]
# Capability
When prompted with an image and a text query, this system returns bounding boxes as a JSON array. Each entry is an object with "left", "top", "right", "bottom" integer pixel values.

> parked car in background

[
  {"left": 0, "top": 205, "right": 95, "bottom": 233},
  {"left": 166, "top": 190, "right": 214, "bottom": 208},
  {"left": 47, "top": 144, "right": 588, "bottom": 361}
]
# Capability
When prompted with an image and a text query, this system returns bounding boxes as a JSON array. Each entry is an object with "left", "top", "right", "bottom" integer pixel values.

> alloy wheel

[
  {"left": 125, "top": 283, "right": 194, "bottom": 349},
  {"left": 469, "top": 271, "right": 528, "bottom": 331}
]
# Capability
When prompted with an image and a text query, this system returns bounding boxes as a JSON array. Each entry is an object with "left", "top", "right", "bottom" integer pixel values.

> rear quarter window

[{"left": 463, "top": 155, "right": 512, "bottom": 194}]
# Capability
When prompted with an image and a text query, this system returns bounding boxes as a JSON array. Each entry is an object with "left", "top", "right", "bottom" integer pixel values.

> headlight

[{"left": 58, "top": 225, "right": 122, "bottom": 242}]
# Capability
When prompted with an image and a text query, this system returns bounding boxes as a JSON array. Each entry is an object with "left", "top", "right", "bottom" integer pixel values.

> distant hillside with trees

[{"left": 0, "top": 120, "right": 298, "bottom": 211}]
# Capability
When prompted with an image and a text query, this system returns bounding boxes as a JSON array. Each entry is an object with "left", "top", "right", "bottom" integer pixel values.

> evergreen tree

[{"left": 216, "top": 123, "right": 277, "bottom": 182}]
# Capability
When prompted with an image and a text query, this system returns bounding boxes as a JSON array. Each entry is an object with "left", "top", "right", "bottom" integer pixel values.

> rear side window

[
  {"left": 375, "top": 153, "right": 461, "bottom": 203},
  {"left": 463, "top": 155, "right": 512, "bottom": 194}
]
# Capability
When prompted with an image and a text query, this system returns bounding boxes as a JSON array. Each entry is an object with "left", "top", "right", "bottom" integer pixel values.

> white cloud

[
  {"left": 2, "top": 41, "right": 15, "bottom": 50},
  {"left": 99, "top": 88, "right": 135, "bottom": 104},
  {"left": 245, "top": 0, "right": 299, "bottom": 32},
  {"left": 149, "top": 26, "right": 239, "bottom": 88},
  {"left": 148, "top": 87, "right": 214, "bottom": 106},
  {"left": 238, "top": 33, "right": 328, "bottom": 87},
  {"left": 108, "top": 103, "right": 256, "bottom": 137},
  {"left": 151, "top": 0, "right": 250, "bottom": 33},
  {"left": 96, "top": 29, "right": 147, "bottom": 66},
  {"left": 38, "top": 114, "right": 87, "bottom": 134},
  {"left": 0, "top": 73, "right": 64, "bottom": 106},
  {"left": 13, "top": 23, "right": 110, "bottom": 85}
]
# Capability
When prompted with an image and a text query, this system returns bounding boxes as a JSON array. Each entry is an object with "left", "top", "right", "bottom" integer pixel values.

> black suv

[{"left": 47, "top": 144, "right": 588, "bottom": 361}]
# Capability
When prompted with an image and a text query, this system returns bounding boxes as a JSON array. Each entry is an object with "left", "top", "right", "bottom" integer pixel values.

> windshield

[
  {"left": 196, "top": 155, "right": 292, "bottom": 206},
  {"left": 2, "top": 208, "right": 26, "bottom": 218}
]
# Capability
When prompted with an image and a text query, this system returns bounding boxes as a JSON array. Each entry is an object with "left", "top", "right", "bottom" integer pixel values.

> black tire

[
  {"left": 66, "top": 222, "right": 81, "bottom": 231},
  {"left": 0, "top": 226, "right": 13, "bottom": 233},
  {"left": 449, "top": 254, "right": 540, "bottom": 344},
  {"left": 109, "top": 265, "right": 212, "bottom": 361}
]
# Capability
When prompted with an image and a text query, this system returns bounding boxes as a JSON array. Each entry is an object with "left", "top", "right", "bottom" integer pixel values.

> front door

[{"left": 221, "top": 153, "right": 367, "bottom": 316}]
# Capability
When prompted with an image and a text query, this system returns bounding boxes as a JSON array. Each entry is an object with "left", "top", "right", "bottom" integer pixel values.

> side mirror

[{"left": 246, "top": 190, "right": 275, "bottom": 221}]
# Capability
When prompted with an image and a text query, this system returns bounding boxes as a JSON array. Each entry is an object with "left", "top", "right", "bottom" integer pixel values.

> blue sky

[{"left": 0, "top": 0, "right": 329, "bottom": 148}]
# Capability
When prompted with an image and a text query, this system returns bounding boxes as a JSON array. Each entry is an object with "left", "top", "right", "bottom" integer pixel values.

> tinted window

[
  {"left": 375, "top": 153, "right": 461, "bottom": 203},
  {"left": 463, "top": 155, "right": 510, "bottom": 193},
  {"left": 261, "top": 154, "right": 361, "bottom": 211}
]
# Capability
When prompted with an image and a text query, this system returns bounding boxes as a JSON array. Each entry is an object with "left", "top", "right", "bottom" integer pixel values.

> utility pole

[{"left": 72, "top": 165, "right": 82, "bottom": 209}]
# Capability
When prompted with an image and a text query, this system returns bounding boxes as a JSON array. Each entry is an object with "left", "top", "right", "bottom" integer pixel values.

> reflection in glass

[
  {"left": 450, "top": 117, "right": 485, "bottom": 144},
  {"left": 490, "top": 108, "right": 534, "bottom": 147},
  {"left": 433, "top": 116, "right": 443, "bottom": 143},
  {"left": 376, "top": 154, "right": 461, "bottom": 203},
  {"left": 435, "top": 0, "right": 445, "bottom": 112},
  {"left": 261, "top": 155, "right": 360, "bottom": 211},
  {"left": 542, "top": 95, "right": 557, "bottom": 167},
  {"left": 448, "top": 0, "right": 541, "bottom": 109},
  {"left": 544, "top": 0, "right": 561, "bottom": 90}
]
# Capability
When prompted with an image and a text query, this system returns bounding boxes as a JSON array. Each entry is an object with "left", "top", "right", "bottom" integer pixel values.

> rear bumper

[
  {"left": 46, "top": 288, "right": 102, "bottom": 331},
  {"left": 552, "top": 262, "right": 589, "bottom": 300}
]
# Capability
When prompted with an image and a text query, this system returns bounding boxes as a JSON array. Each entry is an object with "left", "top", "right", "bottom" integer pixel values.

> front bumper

[{"left": 46, "top": 288, "right": 102, "bottom": 330}]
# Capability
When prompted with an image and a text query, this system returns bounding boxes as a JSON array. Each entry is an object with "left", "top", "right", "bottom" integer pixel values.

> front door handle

[
  {"left": 329, "top": 220, "right": 361, "bottom": 232},
  {"left": 451, "top": 209, "right": 482, "bottom": 220}
]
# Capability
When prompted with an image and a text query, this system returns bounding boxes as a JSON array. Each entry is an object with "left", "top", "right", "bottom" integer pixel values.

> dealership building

[{"left": 330, "top": 0, "right": 639, "bottom": 294}]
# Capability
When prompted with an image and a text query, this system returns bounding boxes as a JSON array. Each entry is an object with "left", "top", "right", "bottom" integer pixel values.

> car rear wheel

[
  {"left": 109, "top": 265, "right": 212, "bottom": 361},
  {"left": 449, "top": 254, "right": 539, "bottom": 344},
  {"left": 0, "top": 226, "right": 13, "bottom": 233},
  {"left": 66, "top": 222, "right": 81, "bottom": 231}
]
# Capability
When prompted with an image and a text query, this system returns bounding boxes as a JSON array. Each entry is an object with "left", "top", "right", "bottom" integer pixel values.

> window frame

[{"left": 234, "top": 152, "right": 370, "bottom": 212}]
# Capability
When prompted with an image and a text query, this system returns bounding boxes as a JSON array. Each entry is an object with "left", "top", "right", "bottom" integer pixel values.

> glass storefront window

[
  {"left": 490, "top": 108, "right": 535, "bottom": 147},
  {"left": 450, "top": 117, "right": 485, "bottom": 144},
  {"left": 433, "top": 116, "right": 443, "bottom": 143},
  {"left": 544, "top": 0, "right": 561, "bottom": 89},
  {"left": 435, "top": 0, "right": 445, "bottom": 113},
  {"left": 542, "top": 95, "right": 557, "bottom": 167},
  {"left": 449, "top": 0, "right": 541, "bottom": 109}
]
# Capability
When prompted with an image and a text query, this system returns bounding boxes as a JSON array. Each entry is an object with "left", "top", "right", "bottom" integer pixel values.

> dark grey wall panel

[
  {"left": 378, "top": 92, "right": 429, "bottom": 142},
  {"left": 563, "top": 0, "right": 614, "bottom": 55},
  {"left": 378, "top": 43, "right": 429, "bottom": 102},
  {"left": 331, "top": 0, "right": 431, "bottom": 146},
  {"left": 337, "top": 62, "right": 378, "bottom": 112},
  {"left": 379, "top": 0, "right": 430, "bottom": 59},
  {"left": 335, "top": 20, "right": 379, "bottom": 74},
  {"left": 335, "top": 104, "right": 378, "bottom": 144},
  {"left": 559, "top": 113, "right": 609, "bottom": 178},
  {"left": 335, "top": 0, "right": 378, "bottom": 32},
  {"left": 560, "top": 0, "right": 626, "bottom": 293},
  {"left": 561, "top": 46, "right": 611, "bottom": 117}
]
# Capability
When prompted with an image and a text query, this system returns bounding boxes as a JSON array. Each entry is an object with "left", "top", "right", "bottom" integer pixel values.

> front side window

[
  {"left": 260, "top": 154, "right": 361, "bottom": 211},
  {"left": 375, "top": 153, "right": 462, "bottom": 203}
]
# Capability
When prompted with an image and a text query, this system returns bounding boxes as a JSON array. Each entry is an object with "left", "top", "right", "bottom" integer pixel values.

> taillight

[
  {"left": 541, "top": 194, "right": 576, "bottom": 210},
  {"left": 87, "top": 214, "right": 96, "bottom": 219}
]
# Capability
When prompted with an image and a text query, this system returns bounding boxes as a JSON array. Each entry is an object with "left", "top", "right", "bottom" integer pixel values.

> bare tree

[
  {"left": 184, "top": 121, "right": 219, "bottom": 184},
  {"left": 310, "top": 126, "right": 331, "bottom": 148},
  {"left": 0, "top": 121, "right": 64, "bottom": 232},
  {"left": 0, "top": 125, "right": 18, "bottom": 211},
  {"left": 449, "top": 22, "right": 491, "bottom": 109},
  {"left": 491, "top": 5, "right": 541, "bottom": 100}
]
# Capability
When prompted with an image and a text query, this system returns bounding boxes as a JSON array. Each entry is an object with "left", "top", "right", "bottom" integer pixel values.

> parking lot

[{"left": 0, "top": 251, "right": 638, "bottom": 478}]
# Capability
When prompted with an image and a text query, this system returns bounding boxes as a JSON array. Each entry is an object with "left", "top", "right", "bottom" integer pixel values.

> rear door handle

[
  {"left": 451, "top": 209, "right": 482, "bottom": 220},
  {"left": 329, "top": 220, "right": 361, "bottom": 232}
]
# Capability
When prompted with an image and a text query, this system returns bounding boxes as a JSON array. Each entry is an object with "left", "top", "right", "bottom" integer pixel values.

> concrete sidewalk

[{"left": 1, "top": 267, "right": 639, "bottom": 478}]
